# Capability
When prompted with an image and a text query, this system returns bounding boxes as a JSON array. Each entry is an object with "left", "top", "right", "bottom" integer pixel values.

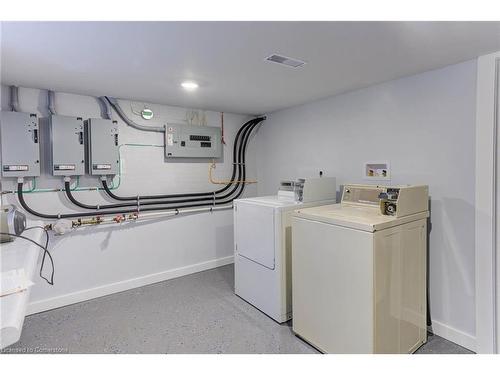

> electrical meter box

[
  {"left": 165, "top": 124, "right": 222, "bottom": 159},
  {"left": 47, "top": 115, "right": 85, "bottom": 176},
  {"left": 84, "top": 118, "right": 119, "bottom": 176},
  {"left": 0, "top": 111, "right": 40, "bottom": 177}
]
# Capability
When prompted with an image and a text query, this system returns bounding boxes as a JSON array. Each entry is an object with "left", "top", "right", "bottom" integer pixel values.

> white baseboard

[
  {"left": 430, "top": 319, "right": 476, "bottom": 352},
  {"left": 27, "top": 255, "right": 234, "bottom": 315}
]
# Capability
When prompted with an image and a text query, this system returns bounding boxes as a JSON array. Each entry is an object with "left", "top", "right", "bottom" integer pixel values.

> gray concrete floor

[{"left": 4, "top": 265, "right": 473, "bottom": 354}]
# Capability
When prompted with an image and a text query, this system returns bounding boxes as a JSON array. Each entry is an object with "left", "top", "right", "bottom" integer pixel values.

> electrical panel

[
  {"left": 48, "top": 115, "right": 85, "bottom": 176},
  {"left": 165, "top": 124, "right": 222, "bottom": 159},
  {"left": 0, "top": 111, "right": 40, "bottom": 177},
  {"left": 84, "top": 118, "right": 119, "bottom": 176}
]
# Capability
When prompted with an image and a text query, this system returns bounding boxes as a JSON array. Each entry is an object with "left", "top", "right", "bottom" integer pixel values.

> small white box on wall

[{"left": 363, "top": 161, "right": 391, "bottom": 181}]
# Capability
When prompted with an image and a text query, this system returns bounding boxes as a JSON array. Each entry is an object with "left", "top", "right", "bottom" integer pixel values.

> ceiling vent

[{"left": 265, "top": 54, "right": 306, "bottom": 68}]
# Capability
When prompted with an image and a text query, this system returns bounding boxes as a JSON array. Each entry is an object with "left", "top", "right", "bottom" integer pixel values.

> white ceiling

[{"left": 2, "top": 21, "right": 500, "bottom": 114}]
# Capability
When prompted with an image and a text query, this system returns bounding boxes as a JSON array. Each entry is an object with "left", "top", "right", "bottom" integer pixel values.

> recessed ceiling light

[{"left": 181, "top": 81, "right": 199, "bottom": 91}]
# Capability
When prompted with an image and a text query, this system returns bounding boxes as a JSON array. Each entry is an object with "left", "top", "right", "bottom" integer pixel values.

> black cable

[
  {"left": 19, "top": 182, "right": 188, "bottom": 218},
  {"left": 67, "top": 117, "right": 263, "bottom": 210},
  {"left": 101, "top": 117, "right": 264, "bottom": 201},
  {"left": 17, "top": 184, "right": 99, "bottom": 219},
  {"left": 110, "top": 117, "right": 262, "bottom": 210},
  {"left": 16, "top": 117, "right": 264, "bottom": 219},
  {"left": 155, "top": 114, "right": 260, "bottom": 209},
  {"left": 219, "top": 112, "right": 257, "bottom": 204},
  {"left": 66, "top": 180, "right": 236, "bottom": 210},
  {"left": 24, "top": 225, "right": 50, "bottom": 285},
  {"left": 65, "top": 181, "right": 139, "bottom": 210},
  {"left": 101, "top": 116, "right": 263, "bottom": 205},
  {"left": 0, "top": 229, "right": 54, "bottom": 285},
  {"left": 23, "top": 226, "right": 52, "bottom": 285},
  {"left": 126, "top": 118, "right": 261, "bottom": 211},
  {"left": 64, "top": 119, "right": 262, "bottom": 210}
]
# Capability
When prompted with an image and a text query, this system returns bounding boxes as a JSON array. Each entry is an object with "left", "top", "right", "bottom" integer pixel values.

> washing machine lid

[{"left": 293, "top": 204, "right": 429, "bottom": 232}]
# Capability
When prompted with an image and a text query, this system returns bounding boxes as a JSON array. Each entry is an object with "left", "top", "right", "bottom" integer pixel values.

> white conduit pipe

[
  {"left": 98, "top": 96, "right": 113, "bottom": 120},
  {"left": 68, "top": 204, "right": 233, "bottom": 230},
  {"left": 10, "top": 86, "right": 20, "bottom": 112},
  {"left": 132, "top": 204, "right": 231, "bottom": 220},
  {"left": 104, "top": 96, "right": 164, "bottom": 133},
  {"left": 48, "top": 90, "right": 56, "bottom": 115}
]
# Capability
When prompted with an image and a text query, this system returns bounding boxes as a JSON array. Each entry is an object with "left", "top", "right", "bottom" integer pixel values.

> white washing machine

[
  {"left": 292, "top": 184, "right": 429, "bottom": 353},
  {"left": 234, "top": 177, "right": 336, "bottom": 323}
]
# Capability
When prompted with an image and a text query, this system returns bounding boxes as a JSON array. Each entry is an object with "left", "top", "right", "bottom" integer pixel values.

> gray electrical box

[
  {"left": 47, "top": 115, "right": 85, "bottom": 176},
  {"left": 0, "top": 111, "right": 40, "bottom": 177},
  {"left": 84, "top": 118, "right": 119, "bottom": 176},
  {"left": 165, "top": 124, "right": 222, "bottom": 159}
]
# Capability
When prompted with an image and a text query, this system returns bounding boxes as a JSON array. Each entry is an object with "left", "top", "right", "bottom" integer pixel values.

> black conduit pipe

[
  {"left": 103, "top": 117, "right": 262, "bottom": 203},
  {"left": 65, "top": 180, "right": 233, "bottom": 210},
  {"left": 19, "top": 181, "right": 232, "bottom": 219},
  {"left": 224, "top": 115, "right": 256, "bottom": 203},
  {"left": 18, "top": 118, "right": 264, "bottom": 219},
  {"left": 101, "top": 117, "right": 265, "bottom": 201},
  {"left": 66, "top": 117, "right": 263, "bottom": 210},
  {"left": 64, "top": 181, "right": 137, "bottom": 210}
]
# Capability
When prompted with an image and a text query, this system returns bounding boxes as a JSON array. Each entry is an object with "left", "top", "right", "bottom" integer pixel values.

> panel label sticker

[
  {"left": 3, "top": 165, "right": 29, "bottom": 171},
  {"left": 93, "top": 164, "right": 111, "bottom": 170},
  {"left": 54, "top": 164, "right": 76, "bottom": 171}
]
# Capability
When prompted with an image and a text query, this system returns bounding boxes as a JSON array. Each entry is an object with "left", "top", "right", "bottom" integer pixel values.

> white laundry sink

[{"left": 1, "top": 220, "right": 44, "bottom": 349}]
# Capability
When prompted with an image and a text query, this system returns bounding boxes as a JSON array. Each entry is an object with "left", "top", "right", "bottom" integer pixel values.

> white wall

[
  {"left": 474, "top": 51, "right": 500, "bottom": 353},
  {"left": 0, "top": 60, "right": 479, "bottom": 350},
  {"left": 1, "top": 86, "right": 257, "bottom": 313},
  {"left": 255, "top": 61, "right": 477, "bottom": 350}
]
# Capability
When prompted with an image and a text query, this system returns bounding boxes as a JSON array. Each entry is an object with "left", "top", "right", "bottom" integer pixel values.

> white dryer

[
  {"left": 292, "top": 184, "right": 429, "bottom": 353},
  {"left": 234, "top": 177, "right": 336, "bottom": 323}
]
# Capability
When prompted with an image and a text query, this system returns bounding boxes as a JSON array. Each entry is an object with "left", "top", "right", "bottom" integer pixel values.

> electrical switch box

[
  {"left": 84, "top": 118, "right": 119, "bottom": 176},
  {"left": 0, "top": 111, "right": 40, "bottom": 177},
  {"left": 47, "top": 115, "right": 85, "bottom": 176},
  {"left": 165, "top": 124, "right": 222, "bottom": 159}
]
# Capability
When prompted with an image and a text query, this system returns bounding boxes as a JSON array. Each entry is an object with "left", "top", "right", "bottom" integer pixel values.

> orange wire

[{"left": 208, "top": 161, "right": 257, "bottom": 185}]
